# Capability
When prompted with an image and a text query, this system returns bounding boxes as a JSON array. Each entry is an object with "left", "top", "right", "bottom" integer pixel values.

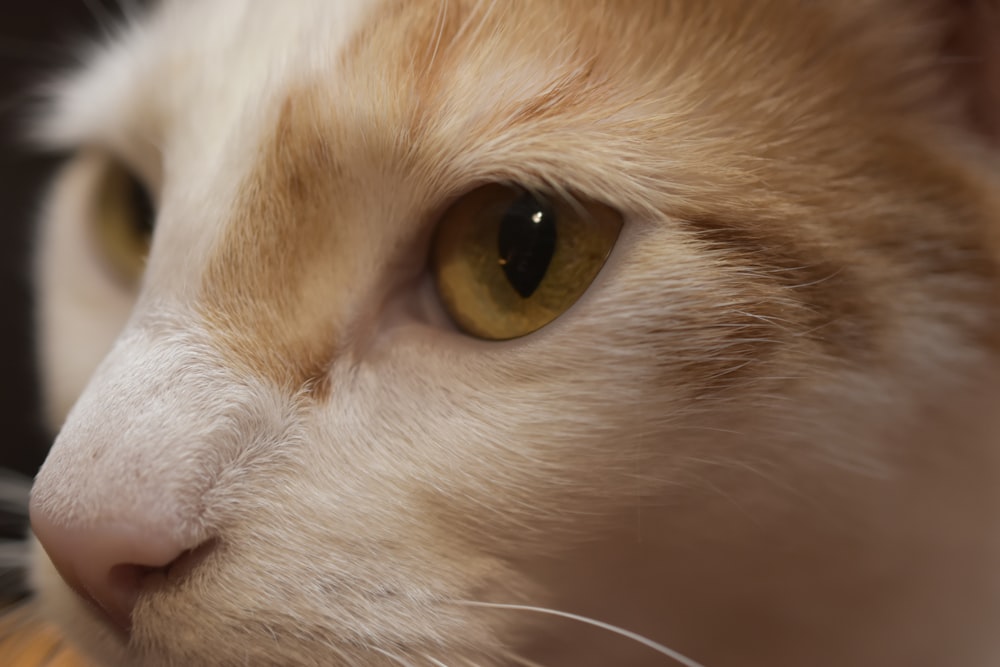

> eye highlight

[
  {"left": 93, "top": 158, "right": 155, "bottom": 285},
  {"left": 431, "top": 184, "right": 622, "bottom": 340}
]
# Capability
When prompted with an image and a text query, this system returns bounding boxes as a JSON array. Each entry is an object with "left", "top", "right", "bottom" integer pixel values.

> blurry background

[{"left": 0, "top": 1, "right": 131, "bottom": 478}]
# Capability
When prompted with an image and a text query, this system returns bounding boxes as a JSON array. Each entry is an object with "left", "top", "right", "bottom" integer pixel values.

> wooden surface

[{"left": 0, "top": 607, "right": 92, "bottom": 667}]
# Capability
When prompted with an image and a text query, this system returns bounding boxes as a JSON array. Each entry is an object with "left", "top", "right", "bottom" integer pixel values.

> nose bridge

[
  {"left": 195, "top": 90, "right": 369, "bottom": 394},
  {"left": 30, "top": 325, "right": 234, "bottom": 543}
]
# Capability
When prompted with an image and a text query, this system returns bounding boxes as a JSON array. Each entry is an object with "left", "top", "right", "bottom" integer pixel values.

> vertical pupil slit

[
  {"left": 125, "top": 171, "right": 155, "bottom": 238},
  {"left": 497, "top": 193, "right": 557, "bottom": 298}
]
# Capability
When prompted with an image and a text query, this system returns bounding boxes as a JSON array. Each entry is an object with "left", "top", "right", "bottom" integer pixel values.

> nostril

[
  {"left": 74, "top": 543, "right": 217, "bottom": 635},
  {"left": 99, "top": 563, "right": 160, "bottom": 633},
  {"left": 30, "top": 506, "right": 208, "bottom": 636}
]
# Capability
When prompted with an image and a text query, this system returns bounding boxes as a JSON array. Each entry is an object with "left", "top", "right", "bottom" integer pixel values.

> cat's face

[{"left": 25, "top": 1, "right": 1000, "bottom": 666}]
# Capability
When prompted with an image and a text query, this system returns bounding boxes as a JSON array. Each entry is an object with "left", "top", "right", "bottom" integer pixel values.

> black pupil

[
  {"left": 126, "top": 171, "right": 155, "bottom": 239},
  {"left": 497, "top": 193, "right": 557, "bottom": 298}
]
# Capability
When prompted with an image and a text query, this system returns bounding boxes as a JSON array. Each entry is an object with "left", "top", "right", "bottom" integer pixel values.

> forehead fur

[{"left": 187, "top": 0, "right": 1000, "bottom": 390}]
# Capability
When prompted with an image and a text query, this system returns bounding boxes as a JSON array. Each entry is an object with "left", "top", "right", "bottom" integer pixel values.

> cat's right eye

[
  {"left": 431, "top": 184, "right": 622, "bottom": 340},
  {"left": 92, "top": 158, "right": 155, "bottom": 285}
]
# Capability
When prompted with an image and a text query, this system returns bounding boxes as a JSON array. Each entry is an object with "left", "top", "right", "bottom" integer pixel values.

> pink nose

[{"left": 30, "top": 508, "right": 191, "bottom": 634}]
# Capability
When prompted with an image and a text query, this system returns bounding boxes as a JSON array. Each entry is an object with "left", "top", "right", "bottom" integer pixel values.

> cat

[{"left": 12, "top": 0, "right": 1000, "bottom": 665}]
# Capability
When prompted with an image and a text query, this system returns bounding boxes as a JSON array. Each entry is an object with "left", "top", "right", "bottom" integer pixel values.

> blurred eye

[
  {"left": 93, "top": 158, "right": 155, "bottom": 284},
  {"left": 431, "top": 184, "right": 622, "bottom": 340}
]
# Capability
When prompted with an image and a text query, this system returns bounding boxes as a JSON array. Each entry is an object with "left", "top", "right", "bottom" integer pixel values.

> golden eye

[
  {"left": 93, "top": 158, "right": 155, "bottom": 285},
  {"left": 431, "top": 184, "right": 622, "bottom": 340}
]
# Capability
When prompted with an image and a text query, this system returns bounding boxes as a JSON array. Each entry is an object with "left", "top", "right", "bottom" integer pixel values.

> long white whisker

[
  {"left": 424, "top": 656, "right": 450, "bottom": 667},
  {"left": 371, "top": 646, "right": 419, "bottom": 667},
  {"left": 455, "top": 601, "right": 706, "bottom": 667}
]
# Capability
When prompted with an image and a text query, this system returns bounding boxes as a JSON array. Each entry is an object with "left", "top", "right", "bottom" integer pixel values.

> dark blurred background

[{"left": 0, "top": 1, "right": 130, "bottom": 478}]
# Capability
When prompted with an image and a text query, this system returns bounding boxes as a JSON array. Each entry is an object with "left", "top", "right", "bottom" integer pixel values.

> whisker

[
  {"left": 371, "top": 646, "right": 419, "bottom": 667},
  {"left": 423, "top": 654, "right": 448, "bottom": 667},
  {"left": 454, "top": 601, "right": 706, "bottom": 667}
]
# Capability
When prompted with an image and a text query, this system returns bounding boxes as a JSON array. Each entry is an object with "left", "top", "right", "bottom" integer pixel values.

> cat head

[{"left": 26, "top": 1, "right": 1000, "bottom": 665}]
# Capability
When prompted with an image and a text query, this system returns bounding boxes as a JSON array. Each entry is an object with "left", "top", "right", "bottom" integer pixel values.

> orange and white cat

[{"left": 23, "top": 1, "right": 1000, "bottom": 665}]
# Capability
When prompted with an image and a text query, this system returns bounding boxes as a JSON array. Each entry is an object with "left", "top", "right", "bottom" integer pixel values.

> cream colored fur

[{"left": 26, "top": 1, "right": 1000, "bottom": 666}]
